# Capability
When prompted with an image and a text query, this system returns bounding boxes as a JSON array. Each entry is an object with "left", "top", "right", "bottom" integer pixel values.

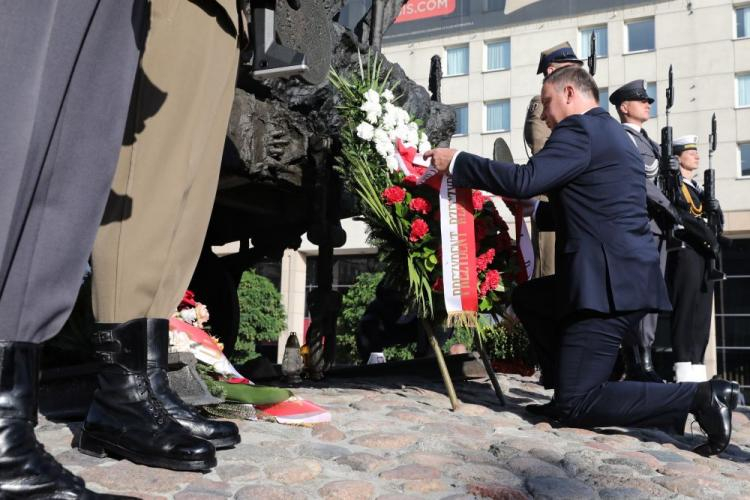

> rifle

[
  {"left": 703, "top": 113, "right": 726, "bottom": 280},
  {"left": 657, "top": 65, "right": 684, "bottom": 250},
  {"left": 587, "top": 30, "right": 596, "bottom": 76}
]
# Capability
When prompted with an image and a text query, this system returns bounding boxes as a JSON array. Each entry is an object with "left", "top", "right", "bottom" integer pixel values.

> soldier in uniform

[
  {"left": 610, "top": 80, "right": 674, "bottom": 383},
  {"left": 666, "top": 136, "right": 720, "bottom": 382},
  {"left": 524, "top": 42, "right": 583, "bottom": 278}
]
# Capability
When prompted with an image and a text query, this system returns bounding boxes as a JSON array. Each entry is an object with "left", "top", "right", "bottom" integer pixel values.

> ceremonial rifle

[
  {"left": 703, "top": 113, "right": 727, "bottom": 280},
  {"left": 657, "top": 65, "right": 684, "bottom": 250},
  {"left": 587, "top": 30, "right": 596, "bottom": 76}
]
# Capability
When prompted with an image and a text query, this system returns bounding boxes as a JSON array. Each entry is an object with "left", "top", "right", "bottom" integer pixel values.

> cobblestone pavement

[{"left": 43, "top": 373, "right": 750, "bottom": 499}]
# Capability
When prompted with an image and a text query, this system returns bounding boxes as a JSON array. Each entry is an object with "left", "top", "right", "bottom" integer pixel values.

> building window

[
  {"left": 738, "top": 74, "right": 750, "bottom": 107},
  {"left": 599, "top": 87, "right": 609, "bottom": 111},
  {"left": 485, "top": 100, "right": 510, "bottom": 132},
  {"left": 737, "top": 6, "right": 750, "bottom": 38},
  {"left": 647, "top": 82, "right": 657, "bottom": 118},
  {"left": 741, "top": 143, "right": 750, "bottom": 177},
  {"left": 580, "top": 25, "right": 608, "bottom": 59},
  {"left": 485, "top": 39, "right": 510, "bottom": 71},
  {"left": 715, "top": 238, "right": 750, "bottom": 402},
  {"left": 453, "top": 105, "right": 468, "bottom": 135},
  {"left": 626, "top": 18, "right": 655, "bottom": 53},
  {"left": 446, "top": 45, "right": 469, "bottom": 76}
]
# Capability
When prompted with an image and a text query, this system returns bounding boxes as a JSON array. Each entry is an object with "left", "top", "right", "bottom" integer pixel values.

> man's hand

[{"left": 423, "top": 148, "right": 458, "bottom": 172}]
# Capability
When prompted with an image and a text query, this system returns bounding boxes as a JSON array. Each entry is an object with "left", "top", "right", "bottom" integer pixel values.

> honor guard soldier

[
  {"left": 524, "top": 42, "right": 583, "bottom": 279},
  {"left": 610, "top": 79, "right": 675, "bottom": 383},
  {"left": 667, "top": 135, "right": 722, "bottom": 382}
]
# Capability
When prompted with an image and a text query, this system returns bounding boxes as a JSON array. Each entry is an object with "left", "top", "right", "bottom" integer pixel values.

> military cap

[
  {"left": 536, "top": 42, "right": 583, "bottom": 74},
  {"left": 673, "top": 135, "right": 698, "bottom": 155},
  {"left": 609, "top": 80, "right": 654, "bottom": 107}
]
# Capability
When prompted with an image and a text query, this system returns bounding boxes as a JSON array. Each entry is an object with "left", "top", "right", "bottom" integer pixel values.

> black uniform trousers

[
  {"left": 666, "top": 245, "right": 713, "bottom": 363},
  {"left": 0, "top": 1, "right": 145, "bottom": 343},
  {"left": 512, "top": 276, "right": 696, "bottom": 431}
]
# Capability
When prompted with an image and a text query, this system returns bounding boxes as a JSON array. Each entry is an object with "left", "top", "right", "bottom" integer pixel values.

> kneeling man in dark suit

[{"left": 425, "top": 66, "right": 737, "bottom": 456}]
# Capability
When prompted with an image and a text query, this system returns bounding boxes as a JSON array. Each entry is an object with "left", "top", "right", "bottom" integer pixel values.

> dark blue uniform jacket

[{"left": 452, "top": 107, "right": 672, "bottom": 318}]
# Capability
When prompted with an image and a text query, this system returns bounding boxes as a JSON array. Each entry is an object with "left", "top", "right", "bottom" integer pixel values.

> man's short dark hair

[{"left": 544, "top": 66, "right": 599, "bottom": 103}]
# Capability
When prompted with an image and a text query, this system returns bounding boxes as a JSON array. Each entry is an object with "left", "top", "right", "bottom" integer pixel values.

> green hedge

[{"left": 231, "top": 270, "right": 286, "bottom": 365}]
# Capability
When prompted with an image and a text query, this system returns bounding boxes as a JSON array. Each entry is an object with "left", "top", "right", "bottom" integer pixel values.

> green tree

[
  {"left": 336, "top": 272, "right": 383, "bottom": 364},
  {"left": 336, "top": 271, "right": 417, "bottom": 364},
  {"left": 232, "top": 270, "right": 286, "bottom": 365}
]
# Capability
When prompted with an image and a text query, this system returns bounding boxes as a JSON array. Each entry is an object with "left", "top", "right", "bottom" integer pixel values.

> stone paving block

[
  {"left": 602, "top": 456, "right": 657, "bottom": 476},
  {"left": 506, "top": 457, "right": 567, "bottom": 479},
  {"left": 658, "top": 461, "right": 712, "bottom": 476},
  {"left": 312, "top": 423, "right": 346, "bottom": 442},
  {"left": 379, "top": 464, "right": 441, "bottom": 480},
  {"left": 234, "top": 485, "right": 307, "bottom": 500},
  {"left": 643, "top": 449, "right": 691, "bottom": 463},
  {"left": 264, "top": 458, "right": 322, "bottom": 483},
  {"left": 78, "top": 462, "right": 198, "bottom": 494},
  {"left": 401, "top": 478, "right": 449, "bottom": 493},
  {"left": 214, "top": 463, "right": 262, "bottom": 482},
  {"left": 527, "top": 448, "right": 565, "bottom": 464},
  {"left": 466, "top": 482, "right": 530, "bottom": 500},
  {"left": 525, "top": 475, "right": 597, "bottom": 500},
  {"left": 598, "top": 487, "right": 651, "bottom": 499},
  {"left": 398, "top": 451, "right": 461, "bottom": 468},
  {"left": 336, "top": 452, "right": 391, "bottom": 472},
  {"left": 350, "top": 432, "right": 419, "bottom": 449},
  {"left": 174, "top": 478, "right": 232, "bottom": 500},
  {"left": 299, "top": 442, "right": 351, "bottom": 460},
  {"left": 451, "top": 464, "right": 523, "bottom": 487},
  {"left": 319, "top": 480, "right": 375, "bottom": 499},
  {"left": 386, "top": 409, "right": 432, "bottom": 424}
]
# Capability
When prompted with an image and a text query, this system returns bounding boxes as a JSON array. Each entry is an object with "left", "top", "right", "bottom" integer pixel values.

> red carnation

[
  {"left": 479, "top": 269, "right": 501, "bottom": 297},
  {"left": 409, "top": 218, "right": 429, "bottom": 242},
  {"left": 409, "top": 197, "right": 431, "bottom": 214},
  {"left": 472, "top": 191, "right": 487, "bottom": 211},
  {"left": 178, "top": 290, "right": 197, "bottom": 310},
  {"left": 382, "top": 186, "right": 406, "bottom": 205},
  {"left": 476, "top": 248, "right": 496, "bottom": 273},
  {"left": 402, "top": 175, "right": 419, "bottom": 187}
]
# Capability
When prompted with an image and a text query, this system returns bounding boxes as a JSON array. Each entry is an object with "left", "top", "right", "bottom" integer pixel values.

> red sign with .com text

[{"left": 394, "top": 0, "right": 456, "bottom": 23}]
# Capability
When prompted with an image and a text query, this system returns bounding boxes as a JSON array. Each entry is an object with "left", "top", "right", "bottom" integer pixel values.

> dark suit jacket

[{"left": 452, "top": 107, "right": 672, "bottom": 318}]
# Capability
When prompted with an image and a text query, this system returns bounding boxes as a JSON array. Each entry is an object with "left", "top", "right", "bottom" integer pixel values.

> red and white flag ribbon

[
  {"left": 396, "top": 141, "right": 478, "bottom": 323},
  {"left": 439, "top": 175, "right": 479, "bottom": 323}
]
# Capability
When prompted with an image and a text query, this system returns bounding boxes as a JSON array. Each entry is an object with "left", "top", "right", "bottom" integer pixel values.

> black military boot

[
  {"left": 78, "top": 319, "right": 216, "bottom": 471},
  {"left": 0, "top": 341, "right": 136, "bottom": 499},
  {"left": 623, "top": 345, "right": 664, "bottom": 383},
  {"left": 690, "top": 379, "right": 740, "bottom": 456},
  {"left": 145, "top": 320, "right": 240, "bottom": 449}
]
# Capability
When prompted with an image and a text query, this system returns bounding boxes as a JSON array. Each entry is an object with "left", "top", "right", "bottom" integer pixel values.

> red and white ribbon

[
  {"left": 439, "top": 175, "right": 478, "bottom": 321},
  {"left": 396, "top": 141, "right": 478, "bottom": 322}
]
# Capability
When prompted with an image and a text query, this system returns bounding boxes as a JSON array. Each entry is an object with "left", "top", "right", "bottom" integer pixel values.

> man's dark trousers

[
  {"left": 513, "top": 276, "right": 696, "bottom": 430},
  {"left": 0, "top": 1, "right": 144, "bottom": 343}
]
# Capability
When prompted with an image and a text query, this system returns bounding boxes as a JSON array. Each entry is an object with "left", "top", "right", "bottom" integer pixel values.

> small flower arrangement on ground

[{"left": 330, "top": 55, "right": 524, "bottom": 325}]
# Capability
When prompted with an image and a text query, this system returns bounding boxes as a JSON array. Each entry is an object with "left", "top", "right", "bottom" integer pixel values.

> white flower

[
  {"left": 373, "top": 128, "right": 395, "bottom": 159},
  {"left": 382, "top": 89, "right": 395, "bottom": 102},
  {"left": 356, "top": 122, "right": 375, "bottom": 141},
  {"left": 418, "top": 132, "right": 432, "bottom": 153},
  {"left": 385, "top": 155, "right": 399, "bottom": 172},
  {"left": 179, "top": 308, "right": 198, "bottom": 325},
  {"left": 363, "top": 88, "right": 380, "bottom": 104},
  {"left": 360, "top": 99, "right": 382, "bottom": 124}
]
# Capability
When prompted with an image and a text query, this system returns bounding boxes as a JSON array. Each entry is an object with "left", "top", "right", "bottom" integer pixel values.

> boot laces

[{"left": 135, "top": 375, "right": 170, "bottom": 426}]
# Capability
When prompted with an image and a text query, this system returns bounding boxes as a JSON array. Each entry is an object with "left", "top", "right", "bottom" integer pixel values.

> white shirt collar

[{"left": 623, "top": 123, "right": 642, "bottom": 133}]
